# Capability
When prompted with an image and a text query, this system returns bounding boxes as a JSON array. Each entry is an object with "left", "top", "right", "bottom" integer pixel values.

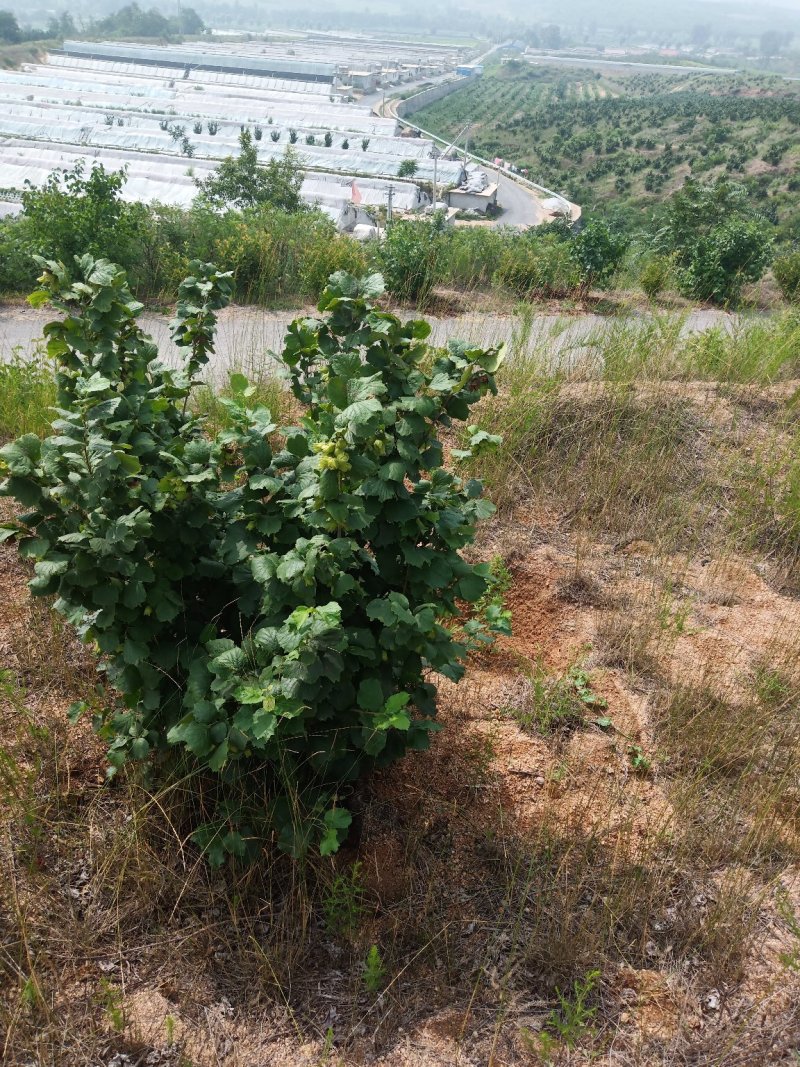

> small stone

[{"left": 703, "top": 989, "right": 720, "bottom": 1012}]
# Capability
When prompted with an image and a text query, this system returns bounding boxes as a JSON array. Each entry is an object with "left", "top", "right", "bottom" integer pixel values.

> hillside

[
  {"left": 2, "top": 292, "right": 800, "bottom": 1065},
  {"left": 414, "top": 60, "right": 800, "bottom": 240}
]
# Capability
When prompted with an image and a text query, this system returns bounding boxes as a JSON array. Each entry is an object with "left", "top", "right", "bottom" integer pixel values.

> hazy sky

[{"left": 7, "top": 0, "right": 800, "bottom": 37}]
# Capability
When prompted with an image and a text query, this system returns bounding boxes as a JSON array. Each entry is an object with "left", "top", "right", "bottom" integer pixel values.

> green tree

[
  {"left": 569, "top": 219, "right": 628, "bottom": 289},
  {"left": 760, "top": 30, "right": 787, "bottom": 58},
  {"left": 0, "top": 9, "right": 21, "bottom": 42},
  {"left": 20, "top": 161, "right": 143, "bottom": 274},
  {"left": 93, "top": 3, "right": 171, "bottom": 37},
  {"left": 656, "top": 177, "right": 773, "bottom": 304},
  {"left": 540, "top": 24, "right": 562, "bottom": 49},
  {"left": 398, "top": 159, "right": 418, "bottom": 178},
  {"left": 46, "top": 12, "right": 76, "bottom": 37},
  {"left": 691, "top": 24, "right": 711, "bottom": 48},
  {"left": 195, "top": 130, "right": 304, "bottom": 212},
  {"left": 773, "top": 251, "right": 800, "bottom": 304},
  {"left": 376, "top": 214, "right": 448, "bottom": 305},
  {"left": 173, "top": 6, "right": 205, "bottom": 34}
]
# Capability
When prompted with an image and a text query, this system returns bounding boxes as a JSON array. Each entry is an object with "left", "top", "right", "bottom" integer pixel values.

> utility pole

[
  {"left": 387, "top": 184, "right": 394, "bottom": 225},
  {"left": 432, "top": 145, "right": 438, "bottom": 208}
]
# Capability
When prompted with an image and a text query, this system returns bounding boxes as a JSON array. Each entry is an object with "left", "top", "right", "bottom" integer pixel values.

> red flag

[{"left": 351, "top": 180, "right": 362, "bottom": 205}]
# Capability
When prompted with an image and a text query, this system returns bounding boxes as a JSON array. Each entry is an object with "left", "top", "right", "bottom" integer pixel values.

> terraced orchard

[{"left": 415, "top": 60, "right": 800, "bottom": 238}]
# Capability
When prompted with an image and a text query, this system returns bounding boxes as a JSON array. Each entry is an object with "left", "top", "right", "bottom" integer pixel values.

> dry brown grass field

[{"left": 1, "top": 306, "right": 800, "bottom": 1066}]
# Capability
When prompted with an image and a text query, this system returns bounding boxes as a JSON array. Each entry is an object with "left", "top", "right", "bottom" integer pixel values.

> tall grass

[
  {"left": 0, "top": 350, "right": 56, "bottom": 440},
  {"left": 192, "top": 372, "right": 292, "bottom": 435},
  {"left": 581, "top": 309, "right": 800, "bottom": 383}
]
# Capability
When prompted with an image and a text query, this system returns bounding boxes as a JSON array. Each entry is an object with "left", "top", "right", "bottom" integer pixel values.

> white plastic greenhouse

[{"left": 0, "top": 39, "right": 483, "bottom": 220}]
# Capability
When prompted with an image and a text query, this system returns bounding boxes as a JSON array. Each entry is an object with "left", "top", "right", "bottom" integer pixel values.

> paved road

[
  {"left": 493, "top": 172, "right": 546, "bottom": 228},
  {"left": 0, "top": 301, "right": 738, "bottom": 385},
  {"left": 359, "top": 72, "right": 455, "bottom": 112}
]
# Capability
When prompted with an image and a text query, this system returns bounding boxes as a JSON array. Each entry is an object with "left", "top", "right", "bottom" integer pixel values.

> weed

[
  {"left": 96, "top": 979, "right": 125, "bottom": 1032},
  {"left": 473, "top": 553, "right": 513, "bottom": 640},
  {"left": 627, "top": 744, "right": 652, "bottom": 775},
  {"left": 164, "top": 1014, "right": 176, "bottom": 1045},
  {"left": 363, "top": 944, "right": 386, "bottom": 993},
  {"left": 556, "top": 570, "right": 608, "bottom": 607},
  {"left": 594, "top": 605, "right": 663, "bottom": 679},
  {"left": 733, "top": 427, "right": 800, "bottom": 592},
  {"left": 464, "top": 730, "right": 498, "bottom": 787},
  {"left": 18, "top": 971, "right": 43, "bottom": 1012},
  {"left": 776, "top": 887, "right": 800, "bottom": 973},
  {"left": 0, "top": 350, "right": 55, "bottom": 440},
  {"left": 192, "top": 370, "right": 290, "bottom": 435},
  {"left": 544, "top": 968, "right": 601, "bottom": 1048},
  {"left": 504, "top": 662, "right": 604, "bottom": 736},
  {"left": 569, "top": 667, "right": 608, "bottom": 711},
  {"left": 472, "top": 385, "right": 706, "bottom": 545},
  {"left": 519, "top": 1026, "right": 560, "bottom": 1064},
  {"left": 323, "top": 861, "right": 366, "bottom": 939}
]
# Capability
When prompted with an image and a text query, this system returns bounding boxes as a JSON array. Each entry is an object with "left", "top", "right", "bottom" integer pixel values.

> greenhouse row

[
  {"left": 0, "top": 68, "right": 399, "bottom": 135},
  {"left": 0, "top": 40, "right": 484, "bottom": 224},
  {"left": 0, "top": 141, "right": 430, "bottom": 231}
]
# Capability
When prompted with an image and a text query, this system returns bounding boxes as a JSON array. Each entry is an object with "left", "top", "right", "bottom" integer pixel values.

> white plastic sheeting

[
  {"left": 0, "top": 114, "right": 465, "bottom": 185},
  {"left": 0, "top": 139, "right": 433, "bottom": 222},
  {"left": 1, "top": 67, "right": 397, "bottom": 136},
  {"left": 0, "top": 45, "right": 482, "bottom": 212},
  {"left": 0, "top": 101, "right": 432, "bottom": 159},
  {"left": 303, "top": 173, "right": 428, "bottom": 212}
]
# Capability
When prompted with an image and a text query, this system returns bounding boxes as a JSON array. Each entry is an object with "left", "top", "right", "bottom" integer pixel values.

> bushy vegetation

[
  {"left": 654, "top": 176, "right": 773, "bottom": 302},
  {"left": 0, "top": 259, "right": 508, "bottom": 863},
  {"left": 0, "top": 156, "right": 790, "bottom": 309},
  {"left": 774, "top": 250, "right": 800, "bottom": 303},
  {"left": 194, "top": 130, "right": 304, "bottom": 212},
  {"left": 0, "top": 3, "right": 203, "bottom": 44},
  {"left": 0, "top": 160, "right": 369, "bottom": 305}
]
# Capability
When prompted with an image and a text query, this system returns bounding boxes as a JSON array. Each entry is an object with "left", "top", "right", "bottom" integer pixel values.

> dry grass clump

[
  {"left": 472, "top": 384, "right": 709, "bottom": 544},
  {"left": 586, "top": 310, "right": 800, "bottom": 383},
  {"left": 1, "top": 609, "right": 780, "bottom": 1066},
  {"left": 731, "top": 423, "right": 800, "bottom": 594},
  {"left": 556, "top": 568, "right": 610, "bottom": 607},
  {"left": 649, "top": 654, "right": 800, "bottom": 877},
  {"left": 594, "top": 610, "right": 663, "bottom": 680}
]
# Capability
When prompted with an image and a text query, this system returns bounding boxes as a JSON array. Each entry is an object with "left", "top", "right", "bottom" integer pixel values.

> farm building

[
  {"left": 61, "top": 41, "right": 339, "bottom": 84},
  {"left": 447, "top": 166, "right": 498, "bottom": 214},
  {"left": 347, "top": 71, "right": 379, "bottom": 92}
]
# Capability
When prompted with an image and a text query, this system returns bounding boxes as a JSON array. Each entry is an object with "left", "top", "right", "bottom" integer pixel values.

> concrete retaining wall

[{"left": 395, "top": 77, "right": 469, "bottom": 118}]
